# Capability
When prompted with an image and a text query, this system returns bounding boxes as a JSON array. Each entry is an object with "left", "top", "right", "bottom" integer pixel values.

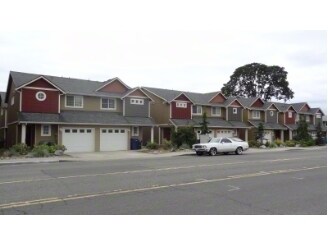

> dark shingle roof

[
  {"left": 249, "top": 120, "right": 287, "bottom": 130},
  {"left": 10, "top": 71, "right": 125, "bottom": 98},
  {"left": 19, "top": 111, "right": 155, "bottom": 126},
  {"left": 170, "top": 117, "right": 250, "bottom": 128}
]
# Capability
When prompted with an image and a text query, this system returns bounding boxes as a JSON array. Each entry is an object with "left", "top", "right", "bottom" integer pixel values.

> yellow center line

[
  {"left": 0, "top": 156, "right": 321, "bottom": 186},
  {"left": 0, "top": 165, "right": 326, "bottom": 210}
]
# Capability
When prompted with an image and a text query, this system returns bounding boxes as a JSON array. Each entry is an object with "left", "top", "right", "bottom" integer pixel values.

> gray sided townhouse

[{"left": 0, "top": 71, "right": 155, "bottom": 152}]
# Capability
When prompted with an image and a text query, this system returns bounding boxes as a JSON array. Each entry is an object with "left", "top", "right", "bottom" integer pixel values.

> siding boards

[
  {"left": 124, "top": 97, "right": 150, "bottom": 117},
  {"left": 266, "top": 110, "right": 278, "bottom": 123},
  {"left": 227, "top": 107, "right": 242, "bottom": 121}
]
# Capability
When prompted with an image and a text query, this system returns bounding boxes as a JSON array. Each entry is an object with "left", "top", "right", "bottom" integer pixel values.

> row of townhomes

[{"left": 0, "top": 71, "right": 326, "bottom": 152}]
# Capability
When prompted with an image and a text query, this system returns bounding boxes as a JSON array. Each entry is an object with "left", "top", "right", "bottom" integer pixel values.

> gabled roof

[
  {"left": 170, "top": 92, "right": 194, "bottom": 103},
  {"left": 142, "top": 87, "right": 182, "bottom": 102},
  {"left": 121, "top": 87, "right": 154, "bottom": 101},
  {"left": 237, "top": 97, "right": 260, "bottom": 108},
  {"left": 15, "top": 75, "right": 66, "bottom": 93},
  {"left": 9, "top": 71, "right": 127, "bottom": 98},
  {"left": 96, "top": 77, "right": 131, "bottom": 92},
  {"left": 309, "top": 108, "right": 325, "bottom": 115},
  {"left": 290, "top": 102, "right": 309, "bottom": 112}
]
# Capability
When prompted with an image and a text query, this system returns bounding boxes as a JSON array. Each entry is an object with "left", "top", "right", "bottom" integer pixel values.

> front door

[{"left": 26, "top": 124, "right": 35, "bottom": 147}]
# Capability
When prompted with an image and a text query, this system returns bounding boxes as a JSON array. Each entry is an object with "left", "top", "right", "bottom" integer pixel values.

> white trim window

[
  {"left": 41, "top": 125, "right": 51, "bottom": 136},
  {"left": 295, "top": 114, "right": 299, "bottom": 122},
  {"left": 132, "top": 126, "right": 139, "bottom": 136},
  {"left": 288, "top": 111, "right": 293, "bottom": 118},
  {"left": 35, "top": 91, "right": 47, "bottom": 101},
  {"left": 11, "top": 96, "right": 15, "bottom": 105},
  {"left": 270, "top": 111, "right": 274, "bottom": 117},
  {"left": 176, "top": 102, "right": 187, "bottom": 108},
  {"left": 211, "top": 107, "right": 221, "bottom": 116},
  {"left": 306, "top": 115, "right": 310, "bottom": 122},
  {"left": 233, "top": 108, "right": 238, "bottom": 114},
  {"left": 130, "top": 98, "right": 144, "bottom": 105},
  {"left": 316, "top": 113, "right": 322, "bottom": 119},
  {"left": 66, "top": 95, "right": 83, "bottom": 108},
  {"left": 192, "top": 105, "right": 202, "bottom": 115},
  {"left": 101, "top": 98, "right": 116, "bottom": 110},
  {"left": 252, "top": 110, "right": 261, "bottom": 119}
]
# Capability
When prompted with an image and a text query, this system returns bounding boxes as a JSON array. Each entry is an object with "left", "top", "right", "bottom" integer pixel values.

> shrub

[
  {"left": 285, "top": 140, "right": 296, "bottom": 147},
  {"left": 31, "top": 145, "right": 50, "bottom": 157},
  {"left": 162, "top": 139, "right": 172, "bottom": 150},
  {"left": 299, "top": 139, "right": 315, "bottom": 147},
  {"left": 171, "top": 127, "right": 197, "bottom": 148},
  {"left": 10, "top": 143, "right": 29, "bottom": 155},
  {"left": 274, "top": 139, "right": 283, "bottom": 147},
  {"left": 146, "top": 142, "right": 159, "bottom": 150},
  {"left": 269, "top": 142, "right": 277, "bottom": 148},
  {"left": 265, "top": 141, "right": 270, "bottom": 148},
  {"left": 248, "top": 140, "right": 260, "bottom": 148}
]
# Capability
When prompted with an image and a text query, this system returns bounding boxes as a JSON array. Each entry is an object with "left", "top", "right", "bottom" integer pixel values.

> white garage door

[
  {"left": 264, "top": 131, "right": 273, "bottom": 143},
  {"left": 62, "top": 128, "right": 95, "bottom": 152},
  {"left": 100, "top": 128, "right": 128, "bottom": 151},
  {"left": 217, "top": 129, "right": 234, "bottom": 138}
]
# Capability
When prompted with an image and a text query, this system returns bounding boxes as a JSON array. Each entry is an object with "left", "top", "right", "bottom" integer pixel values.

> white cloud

[{"left": 0, "top": 30, "right": 326, "bottom": 113}]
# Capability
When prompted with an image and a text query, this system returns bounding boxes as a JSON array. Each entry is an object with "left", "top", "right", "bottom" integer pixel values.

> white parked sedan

[{"left": 192, "top": 137, "right": 249, "bottom": 156}]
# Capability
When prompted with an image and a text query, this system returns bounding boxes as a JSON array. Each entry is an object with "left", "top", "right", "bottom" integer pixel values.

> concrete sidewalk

[{"left": 0, "top": 146, "right": 326, "bottom": 165}]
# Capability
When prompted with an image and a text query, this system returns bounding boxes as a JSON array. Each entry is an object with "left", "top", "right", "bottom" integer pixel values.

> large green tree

[
  {"left": 200, "top": 112, "right": 210, "bottom": 134},
  {"left": 221, "top": 63, "right": 294, "bottom": 101}
]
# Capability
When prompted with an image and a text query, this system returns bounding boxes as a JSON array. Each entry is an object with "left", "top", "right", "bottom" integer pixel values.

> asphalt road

[{"left": 0, "top": 148, "right": 326, "bottom": 214}]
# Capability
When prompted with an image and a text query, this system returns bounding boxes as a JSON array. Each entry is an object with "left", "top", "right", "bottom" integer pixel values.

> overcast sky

[{"left": 0, "top": 31, "right": 326, "bottom": 112}]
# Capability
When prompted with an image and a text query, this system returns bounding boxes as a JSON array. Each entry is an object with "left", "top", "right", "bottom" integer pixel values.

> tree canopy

[{"left": 221, "top": 63, "right": 294, "bottom": 101}]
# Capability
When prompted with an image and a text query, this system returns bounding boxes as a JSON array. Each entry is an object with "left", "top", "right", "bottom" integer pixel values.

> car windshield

[
  {"left": 231, "top": 137, "right": 244, "bottom": 142},
  {"left": 209, "top": 138, "right": 221, "bottom": 143}
]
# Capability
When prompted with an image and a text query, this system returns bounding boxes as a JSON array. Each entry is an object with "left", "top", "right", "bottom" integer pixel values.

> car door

[{"left": 219, "top": 138, "right": 234, "bottom": 152}]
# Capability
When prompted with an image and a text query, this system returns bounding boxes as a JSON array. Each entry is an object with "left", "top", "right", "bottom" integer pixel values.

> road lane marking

[
  {"left": 0, "top": 156, "right": 323, "bottom": 186},
  {"left": 292, "top": 177, "right": 304, "bottom": 180},
  {"left": 0, "top": 165, "right": 325, "bottom": 210},
  {"left": 227, "top": 185, "right": 240, "bottom": 191}
]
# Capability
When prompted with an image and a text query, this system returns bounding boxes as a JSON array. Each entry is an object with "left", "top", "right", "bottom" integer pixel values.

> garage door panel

[
  {"left": 62, "top": 128, "right": 95, "bottom": 153},
  {"left": 216, "top": 129, "right": 234, "bottom": 138},
  {"left": 100, "top": 128, "right": 128, "bottom": 151}
]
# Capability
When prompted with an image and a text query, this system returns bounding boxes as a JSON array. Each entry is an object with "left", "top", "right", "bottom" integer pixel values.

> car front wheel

[
  {"left": 209, "top": 148, "right": 217, "bottom": 156},
  {"left": 235, "top": 147, "right": 243, "bottom": 155}
]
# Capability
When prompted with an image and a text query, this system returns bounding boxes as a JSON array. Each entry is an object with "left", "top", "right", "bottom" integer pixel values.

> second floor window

[
  {"left": 270, "top": 111, "right": 274, "bottom": 117},
  {"left": 288, "top": 111, "right": 293, "bottom": 118},
  {"left": 233, "top": 108, "right": 238, "bottom": 114},
  {"left": 211, "top": 107, "right": 221, "bottom": 116},
  {"left": 192, "top": 105, "right": 202, "bottom": 114},
  {"left": 176, "top": 102, "right": 187, "bottom": 108},
  {"left": 66, "top": 95, "right": 83, "bottom": 108},
  {"left": 252, "top": 111, "right": 261, "bottom": 119},
  {"left": 295, "top": 114, "right": 299, "bottom": 121},
  {"left": 101, "top": 98, "right": 116, "bottom": 110},
  {"left": 130, "top": 98, "right": 144, "bottom": 105},
  {"left": 306, "top": 115, "right": 310, "bottom": 122},
  {"left": 316, "top": 113, "right": 322, "bottom": 118}
]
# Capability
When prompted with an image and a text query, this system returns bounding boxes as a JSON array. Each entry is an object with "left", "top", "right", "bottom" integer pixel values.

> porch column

[
  {"left": 158, "top": 127, "right": 161, "bottom": 145},
  {"left": 21, "top": 124, "right": 26, "bottom": 144},
  {"left": 289, "top": 130, "right": 292, "bottom": 140},
  {"left": 281, "top": 130, "right": 284, "bottom": 142},
  {"left": 245, "top": 129, "right": 248, "bottom": 142},
  {"left": 151, "top": 127, "right": 154, "bottom": 143}
]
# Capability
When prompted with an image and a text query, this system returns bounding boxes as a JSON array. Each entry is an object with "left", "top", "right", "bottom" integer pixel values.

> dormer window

[
  {"left": 176, "top": 102, "right": 187, "bottom": 108},
  {"left": 130, "top": 98, "right": 144, "bottom": 105},
  {"left": 192, "top": 105, "right": 202, "bottom": 115},
  {"left": 36, "top": 91, "right": 46, "bottom": 101},
  {"left": 252, "top": 110, "right": 260, "bottom": 119}
]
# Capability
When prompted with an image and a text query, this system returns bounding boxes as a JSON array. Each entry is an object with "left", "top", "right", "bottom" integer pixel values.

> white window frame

[
  {"left": 101, "top": 98, "right": 116, "bottom": 110},
  {"left": 11, "top": 96, "right": 15, "bottom": 105},
  {"left": 252, "top": 110, "right": 261, "bottom": 119},
  {"left": 65, "top": 95, "right": 84, "bottom": 108},
  {"left": 316, "top": 113, "right": 322, "bottom": 119},
  {"left": 35, "top": 91, "right": 47, "bottom": 101},
  {"left": 288, "top": 111, "right": 293, "bottom": 118},
  {"left": 41, "top": 125, "right": 51, "bottom": 136},
  {"left": 176, "top": 102, "right": 187, "bottom": 108},
  {"left": 306, "top": 115, "right": 310, "bottom": 122},
  {"left": 233, "top": 108, "right": 238, "bottom": 114},
  {"left": 130, "top": 98, "right": 144, "bottom": 105},
  {"left": 192, "top": 105, "right": 202, "bottom": 115},
  {"left": 211, "top": 107, "right": 221, "bottom": 116},
  {"left": 132, "top": 126, "right": 139, "bottom": 136},
  {"left": 295, "top": 114, "right": 299, "bottom": 122},
  {"left": 270, "top": 111, "right": 274, "bottom": 117}
]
